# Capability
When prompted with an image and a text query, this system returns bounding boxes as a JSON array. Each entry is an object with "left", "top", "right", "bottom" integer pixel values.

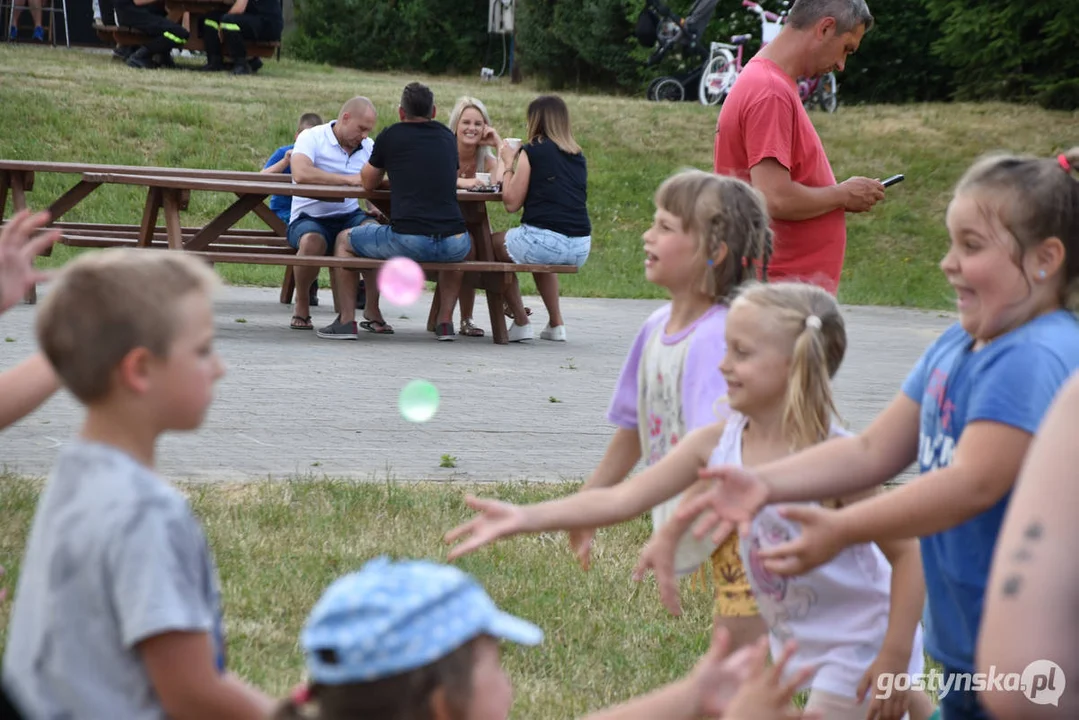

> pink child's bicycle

[{"left": 699, "top": 0, "right": 838, "bottom": 112}]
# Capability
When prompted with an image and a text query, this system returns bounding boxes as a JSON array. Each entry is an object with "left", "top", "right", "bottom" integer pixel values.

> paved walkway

[{"left": 0, "top": 286, "right": 955, "bottom": 483}]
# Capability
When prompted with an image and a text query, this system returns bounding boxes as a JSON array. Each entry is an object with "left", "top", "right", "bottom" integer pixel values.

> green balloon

[{"left": 399, "top": 379, "right": 440, "bottom": 423}]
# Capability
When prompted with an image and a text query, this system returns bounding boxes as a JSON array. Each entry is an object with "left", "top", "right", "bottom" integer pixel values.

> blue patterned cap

[{"left": 301, "top": 557, "right": 544, "bottom": 685}]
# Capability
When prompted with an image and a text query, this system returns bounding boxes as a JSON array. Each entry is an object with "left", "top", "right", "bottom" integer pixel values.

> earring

[{"left": 1038, "top": 270, "right": 1047, "bottom": 279}]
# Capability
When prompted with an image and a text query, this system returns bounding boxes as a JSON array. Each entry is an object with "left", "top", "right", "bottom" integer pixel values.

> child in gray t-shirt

[{"left": 3, "top": 249, "right": 272, "bottom": 720}]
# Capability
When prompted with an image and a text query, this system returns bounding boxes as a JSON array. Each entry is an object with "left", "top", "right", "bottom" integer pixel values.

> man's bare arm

[{"left": 750, "top": 158, "right": 884, "bottom": 221}]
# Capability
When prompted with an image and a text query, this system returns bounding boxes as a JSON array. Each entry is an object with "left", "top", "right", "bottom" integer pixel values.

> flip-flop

[
  {"left": 290, "top": 315, "right": 312, "bottom": 330},
  {"left": 360, "top": 319, "right": 394, "bottom": 334}
]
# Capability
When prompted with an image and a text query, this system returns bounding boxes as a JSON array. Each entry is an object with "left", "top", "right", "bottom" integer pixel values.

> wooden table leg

[
  {"left": 280, "top": 267, "right": 296, "bottom": 305},
  {"left": 185, "top": 193, "right": 269, "bottom": 252},
  {"left": 0, "top": 170, "right": 10, "bottom": 220},
  {"left": 138, "top": 187, "right": 163, "bottom": 247},
  {"left": 463, "top": 202, "right": 508, "bottom": 344},
  {"left": 162, "top": 190, "right": 184, "bottom": 250}
]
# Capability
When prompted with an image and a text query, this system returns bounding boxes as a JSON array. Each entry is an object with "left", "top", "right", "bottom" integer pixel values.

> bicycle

[
  {"left": 698, "top": 0, "right": 783, "bottom": 105},
  {"left": 698, "top": 0, "right": 838, "bottom": 113}
]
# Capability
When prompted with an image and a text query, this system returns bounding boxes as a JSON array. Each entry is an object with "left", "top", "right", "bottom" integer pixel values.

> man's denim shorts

[
  {"left": 348, "top": 224, "right": 471, "bottom": 263},
  {"left": 504, "top": 224, "right": 590, "bottom": 267},
  {"left": 287, "top": 210, "right": 374, "bottom": 254}
]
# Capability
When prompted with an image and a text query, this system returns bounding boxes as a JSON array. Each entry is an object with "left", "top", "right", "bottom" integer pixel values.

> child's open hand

[
  {"left": 444, "top": 496, "right": 530, "bottom": 560},
  {"left": 723, "top": 637, "right": 820, "bottom": 720},
  {"left": 632, "top": 532, "right": 682, "bottom": 616},
  {"left": 676, "top": 465, "right": 768, "bottom": 544},
  {"left": 686, "top": 627, "right": 762, "bottom": 716},
  {"left": 0, "top": 209, "right": 60, "bottom": 314},
  {"left": 757, "top": 505, "right": 846, "bottom": 576}
]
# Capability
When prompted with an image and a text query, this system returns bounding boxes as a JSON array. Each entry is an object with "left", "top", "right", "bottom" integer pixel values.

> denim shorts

[
  {"left": 504, "top": 224, "right": 590, "bottom": 267},
  {"left": 348, "top": 224, "right": 471, "bottom": 263},
  {"left": 287, "top": 210, "right": 374, "bottom": 254}
]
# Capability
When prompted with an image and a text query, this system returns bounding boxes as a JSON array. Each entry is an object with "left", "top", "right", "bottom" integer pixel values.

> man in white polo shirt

[{"left": 286, "top": 96, "right": 377, "bottom": 331}]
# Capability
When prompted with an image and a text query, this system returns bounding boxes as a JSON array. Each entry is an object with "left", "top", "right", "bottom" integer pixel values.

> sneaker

[
  {"left": 112, "top": 45, "right": 135, "bottom": 61},
  {"left": 540, "top": 324, "right": 567, "bottom": 342},
  {"left": 249, "top": 57, "right": 263, "bottom": 73},
  {"left": 32, "top": 26, "right": 44, "bottom": 41},
  {"left": 126, "top": 47, "right": 155, "bottom": 69},
  {"left": 316, "top": 316, "right": 358, "bottom": 340},
  {"left": 231, "top": 60, "right": 252, "bottom": 75},
  {"left": 508, "top": 321, "right": 534, "bottom": 343},
  {"left": 8, "top": 26, "right": 16, "bottom": 41},
  {"left": 435, "top": 322, "right": 455, "bottom": 341}
]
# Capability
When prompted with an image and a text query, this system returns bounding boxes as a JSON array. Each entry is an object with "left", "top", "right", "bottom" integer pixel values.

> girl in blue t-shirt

[{"left": 670, "top": 148, "right": 1079, "bottom": 720}]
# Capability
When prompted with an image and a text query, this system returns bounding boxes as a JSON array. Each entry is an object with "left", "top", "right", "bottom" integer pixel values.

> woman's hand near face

[{"left": 481, "top": 125, "right": 502, "bottom": 148}]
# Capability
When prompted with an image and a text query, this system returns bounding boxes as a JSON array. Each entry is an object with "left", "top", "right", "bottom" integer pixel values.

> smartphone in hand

[{"left": 882, "top": 174, "right": 905, "bottom": 188}]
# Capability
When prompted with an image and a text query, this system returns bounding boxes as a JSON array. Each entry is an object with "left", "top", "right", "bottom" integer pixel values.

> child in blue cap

[{"left": 274, "top": 557, "right": 816, "bottom": 720}]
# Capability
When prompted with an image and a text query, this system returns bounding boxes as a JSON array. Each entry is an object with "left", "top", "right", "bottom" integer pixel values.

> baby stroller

[{"left": 636, "top": 0, "right": 724, "bottom": 101}]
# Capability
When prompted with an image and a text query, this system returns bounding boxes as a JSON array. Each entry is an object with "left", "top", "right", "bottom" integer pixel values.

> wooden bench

[{"left": 92, "top": 23, "right": 281, "bottom": 59}]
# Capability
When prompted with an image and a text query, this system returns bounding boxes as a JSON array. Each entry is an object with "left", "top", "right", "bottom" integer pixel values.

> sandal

[
  {"left": 290, "top": 315, "right": 313, "bottom": 330},
  {"left": 360, "top": 318, "right": 395, "bottom": 334},
  {"left": 503, "top": 302, "right": 532, "bottom": 319},
  {"left": 459, "top": 318, "right": 486, "bottom": 337}
]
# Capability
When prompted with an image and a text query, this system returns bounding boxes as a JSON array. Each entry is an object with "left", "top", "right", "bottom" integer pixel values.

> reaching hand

[
  {"left": 444, "top": 495, "right": 530, "bottom": 561},
  {"left": 856, "top": 649, "right": 914, "bottom": 720},
  {"left": 756, "top": 505, "right": 847, "bottom": 576},
  {"left": 632, "top": 532, "right": 682, "bottom": 616},
  {"left": 283, "top": 149, "right": 293, "bottom": 166},
  {"left": 840, "top": 177, "right": 885, "bottom": 213},
  {"left": 687, "top": 627, "right": 765, "bottom": 717},
  {"left": 723, "top": 637, "right": 820, "bottom": 720},
  {"left": 674, "top": 465, "right": 769, "bottom": 545},
  {"left": 0, "top": 209, "right": 60, "bottom": 314},
  {"left": 568, "top": 527, "right": 596, "bottom": 570}
]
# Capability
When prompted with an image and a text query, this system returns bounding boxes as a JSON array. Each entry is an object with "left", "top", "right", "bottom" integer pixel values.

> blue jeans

[
  {"left": 504, "top": 224, "right": 590, "bottom": 267},
  {"left": 939, "top": 667, "right": 993, "bottom": 720},
  {"left": 348, "top": 224, "right": 470, "bottom": 263},
  {"left": 287, "top": 210, "right": 373, "bottom": 254}
]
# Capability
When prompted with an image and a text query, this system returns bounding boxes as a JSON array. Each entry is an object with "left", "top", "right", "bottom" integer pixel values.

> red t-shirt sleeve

[{"left": 742, "top": 90, "right": 796, "bottom": 172}]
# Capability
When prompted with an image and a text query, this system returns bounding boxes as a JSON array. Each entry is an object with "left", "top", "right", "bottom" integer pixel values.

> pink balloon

[{"left": 377, "top": 257, "right": 425, "bottom": 306}]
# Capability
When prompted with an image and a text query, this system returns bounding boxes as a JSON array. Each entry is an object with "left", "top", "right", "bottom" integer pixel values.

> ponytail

[{"left": 784, "top": 315, "right": 841, "bottom": 451}]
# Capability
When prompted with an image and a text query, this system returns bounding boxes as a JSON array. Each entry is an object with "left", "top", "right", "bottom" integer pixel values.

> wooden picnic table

[{"left": 0, "top": 160, "right": 577, "bottom": 344}]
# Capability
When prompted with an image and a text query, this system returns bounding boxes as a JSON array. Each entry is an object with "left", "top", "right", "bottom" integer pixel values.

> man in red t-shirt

[{"left": 714, "top": 0, "right": 883, "bottom": 295}]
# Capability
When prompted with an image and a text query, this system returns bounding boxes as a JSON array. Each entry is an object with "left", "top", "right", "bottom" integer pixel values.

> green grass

[
  {"left": 1, "top": 45, "right": 1075, "bottom": 308},
  {"left": 0, "top": 474, "right": 721, "bottom": 718}
]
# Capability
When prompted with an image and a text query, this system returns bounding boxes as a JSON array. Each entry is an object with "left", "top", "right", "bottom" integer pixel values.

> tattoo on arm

[{"left": 999, "top": 520, "right": 1044, "bottom": 600}]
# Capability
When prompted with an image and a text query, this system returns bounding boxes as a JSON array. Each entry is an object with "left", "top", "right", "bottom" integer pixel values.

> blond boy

[{"left": 2, "top": 249, "right": 272, "bottom": 719}]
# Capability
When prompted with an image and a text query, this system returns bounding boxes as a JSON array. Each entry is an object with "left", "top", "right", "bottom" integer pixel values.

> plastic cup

[
  {"left": 504, "top": 137, "right": 522, "bottom": 151},
  {"left": 399, "top": 379, "right": 440, "bottom": 423},
  {"left": 377, "top": 256, "right": 425, "bottom": 306},
  {"left": 474, "top": 172, "right": 491, "bottom": 185}
]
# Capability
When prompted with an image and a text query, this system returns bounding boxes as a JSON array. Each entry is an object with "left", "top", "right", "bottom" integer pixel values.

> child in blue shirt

[{"left": 674, "top": 148, "right": 1079, "bottom": 720}]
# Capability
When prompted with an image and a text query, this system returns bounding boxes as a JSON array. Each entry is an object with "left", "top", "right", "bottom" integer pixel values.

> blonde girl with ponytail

[{"left": 446, "top": 280, "right": 934, "bottom": 719}]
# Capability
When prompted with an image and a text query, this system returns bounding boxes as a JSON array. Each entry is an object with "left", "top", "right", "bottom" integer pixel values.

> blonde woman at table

[
  {"left": 448, "top": 96, "right": 507, "bottom": 338},
  {"left": 495, "top": 95, "right": 591, "bottom": 343}
]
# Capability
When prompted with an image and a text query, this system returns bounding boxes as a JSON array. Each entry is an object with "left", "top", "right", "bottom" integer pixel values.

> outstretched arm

[
  {"left": 978, "top": 373, "right": 1079, "bottom": 719},
  {"left": 445, "top": 424, "right": 722, "bottom": 560},
  {"left": 0, "top": 353, "right": 60, "bottom": 431}
]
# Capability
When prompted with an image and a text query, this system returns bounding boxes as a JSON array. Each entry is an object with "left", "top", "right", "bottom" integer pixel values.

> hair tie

[
  {"left": 805, "top": 315, "right": 822, "bottom": 330},
  {"left": 1059, "top": 154, "right": 1071, "bottom": 172}
]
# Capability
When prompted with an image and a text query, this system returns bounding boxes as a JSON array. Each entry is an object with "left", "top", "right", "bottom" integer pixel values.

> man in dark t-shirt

[{"left": 318, "top": 82, "right": 472, "bottom": 342}]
